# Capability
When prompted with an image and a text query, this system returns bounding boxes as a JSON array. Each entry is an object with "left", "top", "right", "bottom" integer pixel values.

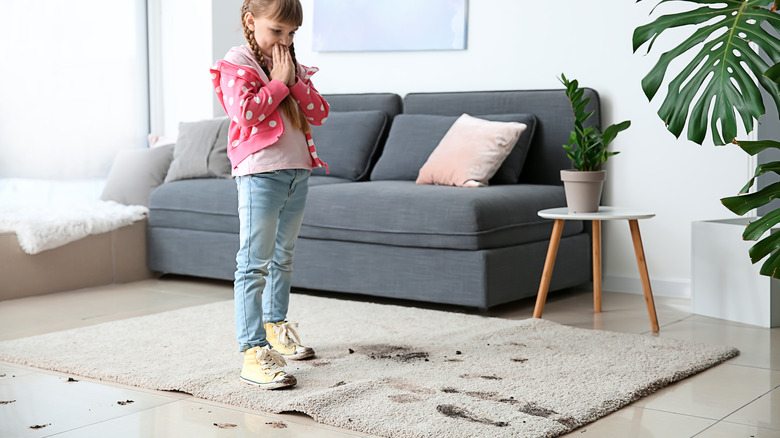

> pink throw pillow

[{"left": 416, "top": 114, "right": 527, "bottom": 187}]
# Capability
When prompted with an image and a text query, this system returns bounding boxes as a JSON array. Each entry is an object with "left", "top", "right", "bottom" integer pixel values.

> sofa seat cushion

[
  {"left": 309, "top": 175, "right": 353, "bottom": 186},
  {"left": 148, "top": 176, "right": 354, "bottom": 234},
  {"left": 148, "top": 178, "right": 239, "bottom": 234},
  {"left": 300, "top": 181, "right": 582, "bottom": 250}
]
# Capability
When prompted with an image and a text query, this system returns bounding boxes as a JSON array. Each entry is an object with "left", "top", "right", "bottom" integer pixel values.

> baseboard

[{"left": 602, "top": 275, "right": 690, "bottom": 299}]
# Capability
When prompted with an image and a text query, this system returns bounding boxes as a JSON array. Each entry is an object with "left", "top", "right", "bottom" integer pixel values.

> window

[{"left": 0, "top": 0, "right": 149, "bottom": 180}]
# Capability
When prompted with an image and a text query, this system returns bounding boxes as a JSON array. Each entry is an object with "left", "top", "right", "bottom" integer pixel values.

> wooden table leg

[
  {"left": 534, "top": 219, "right": 565, "bottom": 319},
  {"left": 628, "top": 219, "right": 660, "bottom": 332},
  {"left": 593, "top": 220, "right": 602, "bottom": 313}
]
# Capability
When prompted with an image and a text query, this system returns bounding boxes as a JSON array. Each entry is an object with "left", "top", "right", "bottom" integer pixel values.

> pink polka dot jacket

[{"left": 210, "top": 46, "right": 329, "bottom": 172}]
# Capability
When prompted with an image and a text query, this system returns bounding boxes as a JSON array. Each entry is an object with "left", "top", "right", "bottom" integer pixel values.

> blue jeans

[{"left": 234, "top": 169, "right": 310, "bottom": 352}]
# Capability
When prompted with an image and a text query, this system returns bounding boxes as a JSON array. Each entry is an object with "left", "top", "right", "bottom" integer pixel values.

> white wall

[
  {"left": 164, "top": 0, "right": 754, "bottom": 297},
  {"left": 155, "top": 0, "right": 213, "bottom": 137}
]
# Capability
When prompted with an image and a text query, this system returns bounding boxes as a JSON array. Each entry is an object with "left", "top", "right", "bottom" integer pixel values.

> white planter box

[{"left": 692, "top": 218, "right": 780, "bottom": 328}]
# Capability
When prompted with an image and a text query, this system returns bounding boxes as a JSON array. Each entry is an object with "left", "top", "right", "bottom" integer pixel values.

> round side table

[{"left": 534, "top": 207, "right": 659, "bottom": 332}]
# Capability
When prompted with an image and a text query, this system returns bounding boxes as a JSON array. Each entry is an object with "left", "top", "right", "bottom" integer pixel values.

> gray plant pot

[{"left": 560, "top": 170, "right": 606, "bottom": 213}]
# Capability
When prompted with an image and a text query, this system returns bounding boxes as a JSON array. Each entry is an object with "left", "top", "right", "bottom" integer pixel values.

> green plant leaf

[
  {"left": 743, "top": 208, "right": 780, "bottom": 241},
  {"left": 748, "top": 227, "right": 780, "bottom": 263},
  {"left": 634, "top": 1, "right": 780, "bottom": 145},
  {"left": 722, "top": 180, "right": 780, "bottom": 215},
  {"left": 739, "top": 160, "right": 780, "bottom": 193},
  {"left": 560, "top": 73, "right": 630, "bottom": 171},
  {"left": 766, "top": 62, "right": 780, "bottom": 84},
  {"left": 733, "top": 139, "right": 780, "bottom": 155},
  {"left": 758, "top": 247, "right": 780, "bottom": 277},
  {"left": 602, "top": 120, "right": 632, "bottom": 147}
]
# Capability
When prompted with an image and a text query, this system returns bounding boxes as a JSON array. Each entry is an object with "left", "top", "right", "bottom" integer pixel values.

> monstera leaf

[
  {"left": 633, "top": 0, "right": 780, "bottom": 145},
  {"left": 721, "top": 139, "right": 780, "bottom": 276}
]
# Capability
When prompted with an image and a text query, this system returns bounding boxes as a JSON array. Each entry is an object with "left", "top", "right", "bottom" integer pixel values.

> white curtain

[{"left": 0, "top": 0, "right": 148, "bottom": 179}]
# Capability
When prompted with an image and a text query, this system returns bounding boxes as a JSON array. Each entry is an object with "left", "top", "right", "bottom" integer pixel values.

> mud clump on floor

[
  {"left": 29, "top": 424, "right": 51, "bottom": 429},
  {"left": 266, "top": 421, "right": 287, "bottom": 429},
  {"left": 117, "top": 400, "right": 134, "bottom": 406},
  {"left": 214, "top": 423, "right": 237, "bottom": 429}
]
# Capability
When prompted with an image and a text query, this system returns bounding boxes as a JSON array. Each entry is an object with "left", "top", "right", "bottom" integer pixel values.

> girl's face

[{"left": 245, "top": 14, "right": 298, "bottom": 57}]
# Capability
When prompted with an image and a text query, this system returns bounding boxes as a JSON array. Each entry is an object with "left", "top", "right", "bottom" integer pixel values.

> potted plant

[
  {"left": 560, "top": 73, "right": 631, "bottom": 213},
  {"left": 633, "top": 0, "right": 780, "bottom": 278}
]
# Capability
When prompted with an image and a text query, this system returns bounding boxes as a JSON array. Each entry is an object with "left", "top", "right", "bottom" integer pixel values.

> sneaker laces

[
  {"left": 276, "top": 321, "right": 302, "bottom": 348},
  {"left": 256, "top": 345, "right": 287, "bottom": 369}
]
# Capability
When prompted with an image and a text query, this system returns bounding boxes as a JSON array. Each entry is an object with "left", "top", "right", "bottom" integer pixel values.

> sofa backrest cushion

[
  {"left": 164, "top": 117, "right": 231, "bottom": 183},
  {"left": 402, "top": 90, "right": 600, "bottom": 185},
  {"left": 370, "top": 113, "right": 536, "bottom": 183},
  {"left": 322, "top": 93, "right": 403, "bottom": 120},
  {"left": 101, "top": 144, "right": 174, "bottom": 206},
  {"left": 311, "top": 110, "right": 387, "bottom": 181}
]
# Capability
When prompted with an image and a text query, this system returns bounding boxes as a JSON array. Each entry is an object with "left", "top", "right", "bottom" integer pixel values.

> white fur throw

[{"left": 0, "top": 201, "right": 148, "bottom": 255}]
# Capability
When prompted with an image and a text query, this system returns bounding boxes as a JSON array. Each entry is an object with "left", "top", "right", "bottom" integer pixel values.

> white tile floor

[{"left": 0, "top": 276, "right": 778, "bottom": 438}]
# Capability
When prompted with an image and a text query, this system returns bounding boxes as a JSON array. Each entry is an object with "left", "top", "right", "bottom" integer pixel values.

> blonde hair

[{"left": 241, "top": 0, "right": 309, "bottom": 133}]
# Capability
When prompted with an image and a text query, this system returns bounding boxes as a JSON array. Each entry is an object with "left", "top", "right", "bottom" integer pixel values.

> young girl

[{"left": 210, "top": 0, "right": 329, "bottom": 390}]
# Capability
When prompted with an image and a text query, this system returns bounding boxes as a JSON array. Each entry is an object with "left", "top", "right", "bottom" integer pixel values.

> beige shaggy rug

[{"left": 0, "top": 293, "right": 738, "bottom": 438}]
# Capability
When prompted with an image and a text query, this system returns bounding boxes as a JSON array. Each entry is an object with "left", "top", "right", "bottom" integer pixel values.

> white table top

[{"left": 538, "top": 207, "right": 655, "bottom": 221}]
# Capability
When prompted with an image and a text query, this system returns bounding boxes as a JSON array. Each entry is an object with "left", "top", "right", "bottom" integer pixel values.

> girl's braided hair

[{"left": 241, "top": 0, "right": 310, "bottom": 133}]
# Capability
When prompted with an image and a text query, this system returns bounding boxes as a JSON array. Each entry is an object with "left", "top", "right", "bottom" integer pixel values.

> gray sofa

[{"left": 147, "top": 90, "right": 597, "bottom": 308}]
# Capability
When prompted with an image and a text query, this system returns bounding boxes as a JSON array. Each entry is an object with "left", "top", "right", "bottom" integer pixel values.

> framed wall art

[{"left": 312, "top": 0, "right": 468, "bottom": 52}]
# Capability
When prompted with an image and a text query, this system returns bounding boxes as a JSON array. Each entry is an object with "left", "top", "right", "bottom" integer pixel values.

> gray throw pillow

[
  {"left": 164, "top": 117, "right": 231, "bottom": 183},
  {"left": 310, "top": 111, "right": 387, "bottom": 181},
  {"left": 370, "top": 113, "right": 537, "bottom": 184},
  {"left": 100, "top": 144, "right": 174, "bottom": 206}
]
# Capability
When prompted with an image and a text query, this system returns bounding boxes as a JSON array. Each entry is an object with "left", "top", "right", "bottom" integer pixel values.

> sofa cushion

[
  {"left": 300, "top": 180, "right": 581, "bottom": 250},
  {"left": 101, "top": 144, "right": 174, "bottom": 206},
  {"left": 165, "top": 117, "right": 231, "bottom": 183},
  {"left": 309, "top": 175, "right": 353, "bottom": 186},
  {"left": 403, "top": 90, "right": 599, "bottom": 186},
  {"left": 148, "top": 178, "right": 239, "bottom": 234},
  {"left": 310, "top": 111, "right": 387, "bottom": 181},
  {"left": 370, "top": 113, "right": 536, "bottom": 184},
  {"left": 416, "top": 114, "right": 528, "bottom": 187},
  {"left": 322, "top": 93, "right": 403, "bottom": 119},
  {"left": 148, "top": 175, "right": 353, "bottom": 235}
]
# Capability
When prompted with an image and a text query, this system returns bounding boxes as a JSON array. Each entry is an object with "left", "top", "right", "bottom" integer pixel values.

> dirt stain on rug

[
  {"left": 459, "top": 373, "right": 503, "bottom": 380},
  {"left": 436, "top": 404, "right": 509, "bottom": 427},
  {"left": 389, "top": 394, "right": 423, "bottom": 403},
  {"left": 440, "top": 387, "right": 578, "bottom": 428},
  {"left": 359, "top": 344, "right": 431, "bottom": 363},
  {"left": 386, "top": 378, "right": 436, "bottom": 395}
]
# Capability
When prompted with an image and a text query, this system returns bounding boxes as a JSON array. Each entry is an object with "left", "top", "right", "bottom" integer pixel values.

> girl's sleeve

[
  {"left": 289, "top": 65, "right": 330, "bottom": 126},
  {"left": 214, "top": 62, "right": 290, "bottom": 128}
]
